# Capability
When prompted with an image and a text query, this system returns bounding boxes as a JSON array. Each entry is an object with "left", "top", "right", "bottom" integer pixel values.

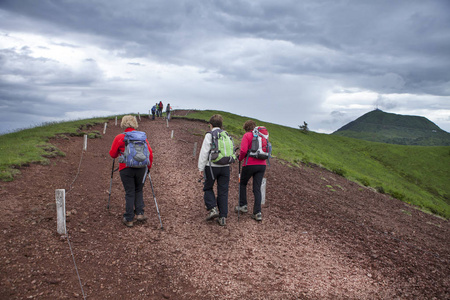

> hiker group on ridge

[
  {"left": 151, "top": 101, "right": 172, "bottom": 120},
  {"left": 109, "top": 113, "right": 271, "bottom": 227}
]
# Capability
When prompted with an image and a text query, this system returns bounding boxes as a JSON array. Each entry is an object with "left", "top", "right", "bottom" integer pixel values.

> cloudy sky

[{"left": 1, "top": 0, "right": 449, "bottom": 134}]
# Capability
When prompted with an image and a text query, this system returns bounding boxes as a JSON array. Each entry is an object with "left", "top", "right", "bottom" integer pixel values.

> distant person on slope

[
  {"left": 198, "top": 114, "right": 233, "bottom": 226},
  {"left": 151, "top": 104, "right": 157, "bottom": 120},
  {"left": 236, "top": 120, "right": 267, "bottom": 221},
  {"left": 109, "top": 115, "right": 154, "bottom": 227},
  {"left": 166, "top": 103, "right": 172, "bottom": 121},
  {"left": 158, "top": 101, "right": 163, "bottom": 117}
]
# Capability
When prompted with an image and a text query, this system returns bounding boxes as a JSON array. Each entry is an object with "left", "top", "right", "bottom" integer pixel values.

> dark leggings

[
  {"left": 203, "top": 166, "right": 230, "bottom": 218},
  {"left": 239, "top": 165, "right": 266, "bottom": 214},
  {"left": 120, "top": 167, "right": 146, "bottom": 221}
]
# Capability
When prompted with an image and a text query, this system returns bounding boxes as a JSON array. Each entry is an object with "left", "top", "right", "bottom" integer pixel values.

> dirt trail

[{"left": 0, "top": 113, "right": 449, "bottom": 299}]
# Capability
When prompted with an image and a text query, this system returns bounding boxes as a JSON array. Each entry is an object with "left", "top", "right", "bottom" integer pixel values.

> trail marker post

[
  {"left": 115, "top": 117, "right": 117, "bottom": 126},
  {"left": 171, "top": 130, "right": 174, "bottom": 139},
  {"left": 193, "top": 142, "right": 197, "bottom": 157},
  {"left": 56, "top": 189, "right": 67, "bottom": 235},
  {"left": 138, "top": 112, "right": 141, "bottom": 121},
  {"left": 261, "top": 178, "right": 267, "bottom": 204},
  {"left": 83, "top": 135, "right": 87, "bottom": 151},
  {"left": 166, "top": 119, "right": 169, "bottom": 128},
  {"left": 103, "top": 122, "right": 107, "bottom": 134}
]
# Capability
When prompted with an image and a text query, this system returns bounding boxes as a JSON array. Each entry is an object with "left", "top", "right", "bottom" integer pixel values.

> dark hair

[
  {"left": 243, "top": 120, "right": 256, "bottom": 132},
  {"left": 209, "top": 114, "right": 223, "bottom": 128}
]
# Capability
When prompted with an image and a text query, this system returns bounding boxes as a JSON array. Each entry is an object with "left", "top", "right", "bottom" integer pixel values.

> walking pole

[
  {"left": 238, "top": 160, "right": 241, "bottom": 221},
  {"left": 146, "top": 171, "right": 164, "bottom": 230},
  {"left": 107, "top": 158, "right": 115, "bottom": 210}
]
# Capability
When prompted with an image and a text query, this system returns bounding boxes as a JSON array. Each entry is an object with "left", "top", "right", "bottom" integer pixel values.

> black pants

[
  {"left": 203, "top": 166, "right": 230, "bottom": 218},
  {"left": 239, "top": 165, "right": 266, "bottom": 214},
  {"left": 120, "top": 167, "right": 146, "bottom": 221}
]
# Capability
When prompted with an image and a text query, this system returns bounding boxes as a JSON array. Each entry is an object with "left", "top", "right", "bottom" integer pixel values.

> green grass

[
  {"left": 182, "top": 110, "right": 450, "bottom": 219},
  {"left": 0, "top": 118, "right": 109, "bottom": 181}
]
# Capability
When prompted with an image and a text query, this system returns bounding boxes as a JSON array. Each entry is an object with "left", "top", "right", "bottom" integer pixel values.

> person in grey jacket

[{"left": 198, "top": 114, "right": 230, "bottom": 226}]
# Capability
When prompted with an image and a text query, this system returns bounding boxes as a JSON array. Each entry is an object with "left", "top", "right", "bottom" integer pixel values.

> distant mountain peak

[{"left": 332, "top": 110, "right": 450, "bottom": 146}]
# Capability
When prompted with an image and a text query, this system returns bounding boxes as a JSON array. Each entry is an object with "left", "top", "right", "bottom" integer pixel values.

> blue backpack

[{"left": 119, "top": 131, "right": 150, "bottom": 168}]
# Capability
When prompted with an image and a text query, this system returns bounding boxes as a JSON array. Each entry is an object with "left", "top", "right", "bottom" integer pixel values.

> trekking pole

[
  {"left": 107, "top": 158, "right": 115, "bottom": 210},
  {"left": 238, "top": 159, "right": 241, "bottom": 222},
  {"left": 146, "top": 171, "right": 164, "bottom": 230}
]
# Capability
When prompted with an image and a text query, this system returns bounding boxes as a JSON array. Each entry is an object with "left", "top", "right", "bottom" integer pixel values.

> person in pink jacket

[{"left": 236, "top": 120, "right": 266, "bottom": 221}]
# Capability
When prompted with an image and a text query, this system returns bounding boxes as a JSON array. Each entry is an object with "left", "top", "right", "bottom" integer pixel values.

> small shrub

[
  {"left": 375, "top": 186, "right": 385, "bottom": 194},
  {"left": 358, "top": 177, "right": 370, "bottom": 187},
  {"left": 390, "top": 190, "right": 405, "bottom": 201}
]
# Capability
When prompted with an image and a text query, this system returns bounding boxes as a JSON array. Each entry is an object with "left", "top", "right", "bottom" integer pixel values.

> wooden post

[
  {"left": 115, "top": 116, "right": 117, "bottom": 126},
  {"left": 55, "top": 189, "right": 66, "bottom": 235},
  {"left": 138, "top": 112, "right": 141, "bottom": 121},
  {"left": 83, "top": 134, "right": 87, "bottom": 151},
  {"left": 103, "top": 122, "right": 107, "bottom": 134},
  {"left": 261, "top": 178, "right": 267, "bottom": 204},
  {"left": 193, "top": 142, "right": 198, "bottom": 157},
  {"left": 171, "top": 130, "right": 174, "bottom": 139},
  {"left": 149, "top": 110, "right": 151, "bottom": 118},
  {"left": 166, "top": 119, "right": 169, "bottom": 128}
]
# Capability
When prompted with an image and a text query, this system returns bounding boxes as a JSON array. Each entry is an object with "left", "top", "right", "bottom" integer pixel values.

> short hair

[
  {"left": 121, "top": 115, "right": 139, "bottom": 129},
  {"left": 243, "top": 120, "right": 256, "bottom": 132},
  {"left": 209, "top": 114, "right": 223, "bottom": 129}
]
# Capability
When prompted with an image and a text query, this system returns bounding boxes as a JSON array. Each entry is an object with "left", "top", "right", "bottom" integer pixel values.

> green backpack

[{"left": 209, "top": 129, "right": 236, "bottom": 165}]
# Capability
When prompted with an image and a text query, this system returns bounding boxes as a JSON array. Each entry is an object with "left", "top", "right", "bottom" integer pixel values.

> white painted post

[
  {"left": 55, "top": 189, "right": 66, "bottom": 235},
  {"left": 193, "top": 142, "right": 198, "bottom": 157},
  {"left": 166, "top": 119, "right": 169, "bottom": 127},
  {"left": 115, "top": 116, "right": 117, "bottom": 126},
  {"left": 261, "top": 178, "right": 267, "bottom": 204},
  {"left": 83, "top": 134, "right": 87, "bottom": 151},
  {"left": 171, "top": 130, "right": 174, "bottom": 139},
  {"left": 149, "top": 110, "right": 151, "bottom": 118},
  {"left": 138, "top": 112, "right": 141, "bottom": 121},
  {"left": 103, "top": 122, "right": 107, "bottom": 134}
]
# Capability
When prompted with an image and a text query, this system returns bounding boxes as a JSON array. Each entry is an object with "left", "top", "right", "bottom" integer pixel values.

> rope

[
  {"left": 66, "top": 148, "right": 85, "bottom": 194},
  {"left": 64, "top": 146, "right": 87, "bottom": 297},
  {"left": 67, "top": 234, "right": 86, "bottom": 299}
]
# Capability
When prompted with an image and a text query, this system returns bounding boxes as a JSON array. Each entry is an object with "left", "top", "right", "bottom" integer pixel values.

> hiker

[
  {"left": 109, "top": 115, "right": 154, "bottom": 227},
  {"left": 166, "top": 103, "right": 171, "bottom": 121},
  {"left": 198, "top": 114, "right": 234, "bottom": 226},
  {"left": 151, "top": 104, "right": 156, "bottom": 120},
  {"left": 158, "top": 101, "right": 163, "bottom": 117},
  {"left": 155, "top": 103, "right": 160, "bottom": 117},
  {"left": 236, "top": 120, "right": 267, "bottom": 221}
]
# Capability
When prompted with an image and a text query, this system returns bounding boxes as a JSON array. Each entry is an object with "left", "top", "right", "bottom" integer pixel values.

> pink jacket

[{"left": 238, "top": 131, "right": 267, "bottom": 167}]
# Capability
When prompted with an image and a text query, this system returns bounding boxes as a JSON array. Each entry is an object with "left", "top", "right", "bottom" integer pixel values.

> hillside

[
  {"left": 332, "top": 109, "right": 450, "bottom": 146},
  {"left": 0, "top": 113, "right": 449, "bottom": 299}
]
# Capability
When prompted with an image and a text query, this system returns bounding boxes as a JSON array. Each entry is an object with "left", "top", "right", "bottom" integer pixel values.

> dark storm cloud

[
  {"left": 1, "top": 0, "right": 449, "bottom": 94},
  {"left": 0, "top": 0, "right": 449, "bottom": 133}
]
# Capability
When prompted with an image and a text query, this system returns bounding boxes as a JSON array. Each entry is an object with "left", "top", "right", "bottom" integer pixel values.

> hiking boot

[
  {"left": 206, "top": 207, "right": 219, "bottom": 220},
  {"left": 136, "top": 214, "right": 148, "bottom": 222},
  {"left": 235, "top": 205, "right": 248, "bottom": 213},
  {"left": 251, "top": 212, "right": 262, "bottom": 221},
  {"left": 122, "top": 217, "right": 134, "bottom": 227},
  {"left": 217, "top": 217, "right": 226, "bottom": 226}
]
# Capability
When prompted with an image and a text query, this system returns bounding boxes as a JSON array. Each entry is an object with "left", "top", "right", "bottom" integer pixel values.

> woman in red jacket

[
  {"left": 109, "top": 115, "right": 153, "bottom": 227},
  {"left": 236, "top": 120, "right": 266, "bottom": 221}
]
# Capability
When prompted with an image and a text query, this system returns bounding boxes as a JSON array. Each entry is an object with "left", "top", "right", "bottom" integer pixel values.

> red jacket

[
  {"left": 109, "top": 128, "right": 153, "bottom": 171},
  {"left": 238, "top": 131, "right": 267, "bottom": 167}
]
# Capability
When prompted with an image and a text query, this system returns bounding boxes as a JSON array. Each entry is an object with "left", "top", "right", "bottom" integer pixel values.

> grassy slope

[
  {"left": 0, "top": 118, "right": 109, "bottom": 181},
  {"left": 183, "top": 110, "right": 450, "bottom": 219}
]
